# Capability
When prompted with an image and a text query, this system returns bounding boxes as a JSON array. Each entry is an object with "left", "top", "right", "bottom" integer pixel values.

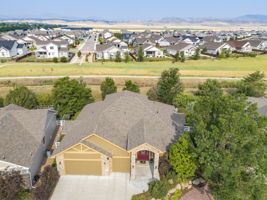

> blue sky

[{"left": 1, "top": 0, "right": 267, "bottom": 20}]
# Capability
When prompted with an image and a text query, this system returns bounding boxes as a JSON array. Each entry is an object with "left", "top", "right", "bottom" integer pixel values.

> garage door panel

[
  {"left": 112, "top": 157, "right": 130, "bottom": 172},
  {"left": 65, "top": 160, "right": 102, "bottom": 175}
]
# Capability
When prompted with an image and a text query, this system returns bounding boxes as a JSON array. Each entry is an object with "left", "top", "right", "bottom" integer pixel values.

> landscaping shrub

[
  {"left": 170, "top": 190, "right": 182, "bottom": 200},
  {"left": 60, "top": 56, "right": 67, "bottom": 63},
  {"left": 148, "top": 180, "right": 168, "bottom": 199},
  {"left": 0, "top": 97, "right": 3, "bottom": 107},
  {"left": 166, "top": 170, "right": 177, "bottom": 181},
  {"left": 158, "top": 153, "right": 172, "bottom": 178},
  {"left": 147, "top": 86, "right": 158, "bottom": 101},
  {"left": 32, "top": 166, "right": 59, "bottom": 200},
  {"left": 0, "top": 171, "right": 25, "bottom": 200},
  {"left": 52, "top": 57, "right": 58, "bottom": 63}
]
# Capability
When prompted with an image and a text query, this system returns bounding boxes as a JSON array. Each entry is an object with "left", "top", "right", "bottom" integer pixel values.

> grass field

[{"left": 0, "top": 55, "right": 267, "bottom": 78}]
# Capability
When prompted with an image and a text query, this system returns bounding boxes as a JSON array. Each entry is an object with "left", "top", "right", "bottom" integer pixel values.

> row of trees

[
  {"left": 0, "top": 78, "right": 140, "bottom": 119},
  {"left": 100, "top": 78, "right": 140, "bottom": 99}
]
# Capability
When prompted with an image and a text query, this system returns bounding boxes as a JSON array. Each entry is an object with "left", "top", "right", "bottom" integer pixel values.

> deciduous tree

[
  {"left": 5, "top": 86, "right": 37, "bottom": 109},
  {"left": 196, "top": 79, "right": 223, "bottom": 98},
  {"left": 137, "top": 47, "right": 144, "bottom": 62},
  {"left": 237, "top": 71, "right": 266, "bottom": 97},
  {"left": 189, "top": 95, "right": 267, "bottom": 200},
  {"left": 52, "top": 77, "right": 94, "bottom": 119}
]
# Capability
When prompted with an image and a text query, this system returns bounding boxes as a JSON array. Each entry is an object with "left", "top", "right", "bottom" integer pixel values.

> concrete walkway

[{"left": 51, "top": 173, "right": 150, "bottom": 200}]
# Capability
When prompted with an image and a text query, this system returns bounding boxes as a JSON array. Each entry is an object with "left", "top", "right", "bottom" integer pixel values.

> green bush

[
  {"left": 36, "top": 93, "right": 52, "bottom": 107},
  {"left": 60, "top": 56, "right": 67, "bottom": 62},
  {"left": 52, "top": 57, "right": 58, "bottom": 63},
  {"left": 173, "top": 93, "right": 198, "bottom": 111},
  {"left": 0, "top": 97, "right": 3, "bottom": 107},
  {"left": 148, "top": 180, "right": 168, "bottom": 199},
  {"left": 248, "top": 52, "right": 257, "bottom": 57},
  {"left": 170, "top": 190, "right": 182, "bottom": 200},
  {"left": 166, "top": 170, "right": 177, "bottom": 180}
]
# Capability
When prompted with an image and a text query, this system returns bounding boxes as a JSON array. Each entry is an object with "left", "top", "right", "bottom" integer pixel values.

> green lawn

[{"left": 1, "top": 55, "right": 267, "bottom": 77}]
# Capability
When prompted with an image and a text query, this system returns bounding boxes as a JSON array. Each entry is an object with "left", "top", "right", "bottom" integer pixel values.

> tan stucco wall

[{"left": 112, "top": 157, "right": 130, "bottom": 172}]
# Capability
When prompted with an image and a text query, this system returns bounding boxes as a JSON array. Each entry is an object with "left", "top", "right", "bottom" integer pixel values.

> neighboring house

[
  {"left": 227, "top": 40, "right": 252, "bottom": 52},
  {"left": 35, "top": 41, "right": 69, "bottom": 59},
  {"left": 157, "top": 37, "right": 171, "bottom": 47},
  {"left": 17, "top": 43, "right": 28, "bottom": 56},
  {"left": 202, "top": 36, "right": 222, "bottom": 43},
  {"left": 244, "top": 40, "right": 264, "bottom": 50},
  {"left": 51, "top": 91, "right": 185, "bottom": 180},
  {"left": 0, "top": 40, "right": 19, "bottom": 58},
  {"left": 165, "top": 37, "right": 181, "bottom": 46},
  {"left": 135, "top": 44, "right": 164, "bottom": 58},
  {"left": 0, "top": 104, "right": 57, "bottom": 187},
  {"left": 247, "top": 97, "right": 267, "bottom": 116},
  {"left": 166, "top": 42, "right": 196, "bottom": 57},
  {"left": 199, "top": 42, "right": 232, "bottom": 55},
  {"left": 59, "top": 35, "right": 75, "bottom": 45},
  {"left": 181, "top": 36, "right": 200, "bottom": 45},
  {"left": 96, "top": 44, "right": 125, "bottom": 60},
  {"left": 132, "top": 38, "right": 154, "bottom": 47},
  {"left": 102, "top": 30, "right": 113, "bottom": 39}
]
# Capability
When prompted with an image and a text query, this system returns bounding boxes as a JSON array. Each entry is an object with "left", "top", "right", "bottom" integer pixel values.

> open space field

[{"left": 1, "top": 55, "right": 267, "bottom": 78}]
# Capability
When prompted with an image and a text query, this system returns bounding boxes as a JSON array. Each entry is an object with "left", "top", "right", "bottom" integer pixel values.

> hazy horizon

[{"left": 1, "top": 0, "right": 267, "bottom": 21}]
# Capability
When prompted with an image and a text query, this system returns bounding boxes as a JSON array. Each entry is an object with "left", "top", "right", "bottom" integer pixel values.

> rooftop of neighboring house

[
  {"left": 199, "top": 41, "right": 226, "bottom": 50},
  {"left": 166, "top": 42, "right": 193, "bottom": 51},
  {"left": 247, "top": 97, "right": 267, "bottom": 116},
  {"left": 53, "top": 91, "right": 185, "bottom": 156},
  {"left": 227, "top": 40, "right": 250, "bottom": 48},
  {"left": 0, "top": 40, "right": 17, "bottom": 50},
  {"left": 96, "top": 44, "right": 116, "bottom": 52},
  {"left": 243, "top": 40, "right": 263, "bottom": 47},
  {"left": 0, "top": 105, "right": 52, "bottom": 168}
]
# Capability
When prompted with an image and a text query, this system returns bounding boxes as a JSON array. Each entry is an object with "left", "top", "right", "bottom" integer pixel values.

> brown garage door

[
  {"left": 64, "top": 160, "right": 102, "bottom": 175},
  {"left": 112, "top": 157, "right": 130, "bottom": 172}
]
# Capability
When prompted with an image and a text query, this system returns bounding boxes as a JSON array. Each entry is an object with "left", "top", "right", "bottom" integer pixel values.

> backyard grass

[{"left": 0, "top": 55, "right": 267, "bottom": 77}]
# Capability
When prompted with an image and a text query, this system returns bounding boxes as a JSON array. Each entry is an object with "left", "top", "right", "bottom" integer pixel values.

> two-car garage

[{"left": 64, "top": 160, "right": 102, "bottom": 175}]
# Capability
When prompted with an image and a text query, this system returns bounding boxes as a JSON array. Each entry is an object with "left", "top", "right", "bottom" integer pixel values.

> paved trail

[{"left": 0, "top": 75, "right": 264, "bottom": 80}]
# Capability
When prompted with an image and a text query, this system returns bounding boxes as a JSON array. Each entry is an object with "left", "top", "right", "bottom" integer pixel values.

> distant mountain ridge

[
  {"left": 234, "top": 15, "right": 267, "bottom": 22},
  {"left": 1, "top": 14, "right": 267, "bottom": 24}
]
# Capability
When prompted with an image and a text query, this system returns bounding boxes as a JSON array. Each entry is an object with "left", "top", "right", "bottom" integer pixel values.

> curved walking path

[{"left": 0, "top": 75, "right": 265, "bottom": 80}]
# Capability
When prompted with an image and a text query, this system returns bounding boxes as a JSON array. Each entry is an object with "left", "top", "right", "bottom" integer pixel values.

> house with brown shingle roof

[
  {"left": 51, "top": 91, "right": 185, "bottom": 180},
  {"left": 0, "top": 105, "right": 57, "bottom": 187},
  {"left": 227, "top": 40, "right": 252, "bottom": 52}
]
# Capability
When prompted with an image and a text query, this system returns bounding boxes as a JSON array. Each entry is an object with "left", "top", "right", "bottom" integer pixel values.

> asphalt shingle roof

[
  {"left": 0, "top": 40, "right": 17, "bottom": 50},
  {"left": 0, "top": 105, "right": 49, "bottom": 168},
  {"left": 53, "top": 91, "right": 185, "bottom": 155}
]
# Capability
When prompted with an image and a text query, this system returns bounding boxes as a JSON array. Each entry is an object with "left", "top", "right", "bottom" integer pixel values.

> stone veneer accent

[{"left": 130, "top": 144, "right": 160, "bottom": 180}]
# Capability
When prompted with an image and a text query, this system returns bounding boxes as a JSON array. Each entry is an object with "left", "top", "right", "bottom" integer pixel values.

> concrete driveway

[{"left": 51, "top": 173, "right": 151, "bottom": 200}]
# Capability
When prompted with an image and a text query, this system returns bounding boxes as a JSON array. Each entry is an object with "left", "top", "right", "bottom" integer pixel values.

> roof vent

[{"left": 2, "top": 155, "right": 5, "bottom": 159}]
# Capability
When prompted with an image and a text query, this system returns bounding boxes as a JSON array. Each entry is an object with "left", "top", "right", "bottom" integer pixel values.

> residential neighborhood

[
  {"left": 1, "top": 1, "right": 267, "bottom": 200},
  {"left": 1, "top": 27, "right": 267, "bottom": 63}
]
